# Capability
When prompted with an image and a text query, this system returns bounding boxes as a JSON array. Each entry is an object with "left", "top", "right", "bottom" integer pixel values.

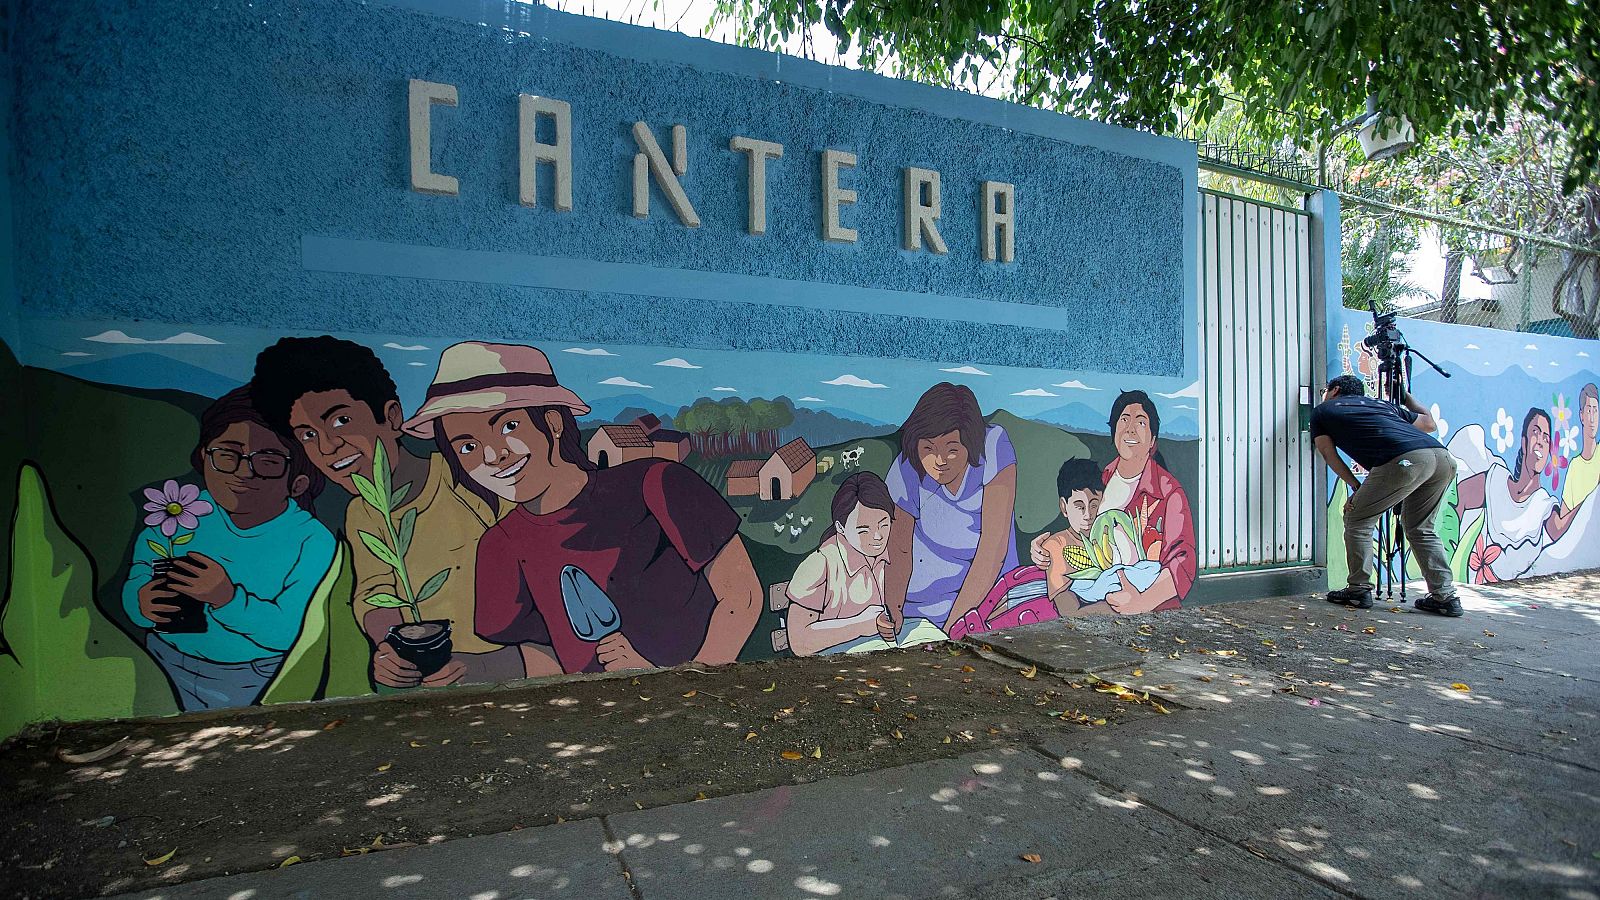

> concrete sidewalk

[{"left": 112, "top": 574, "right": 1600, "bottom": 900}]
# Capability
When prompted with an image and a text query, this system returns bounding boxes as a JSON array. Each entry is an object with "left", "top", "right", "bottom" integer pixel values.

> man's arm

[
  {"left": 1314, "top": 435, "right": 1362, "bottom": 492},
  {"left": 1399, "top": 390, "right": 1437, "bottom": 433},
  {"left": 693, "top": 536, "right": 763, "bottom": 665}
]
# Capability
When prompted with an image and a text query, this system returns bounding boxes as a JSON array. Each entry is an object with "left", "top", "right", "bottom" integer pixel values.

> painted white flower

[
  {"left": 1560, "top": 425, "right": 1580, "bottom": 459},
  {"left": 1552, "top": 393, "right": 1573, "bottom": 432},
  {"left": 1429, "top": 404, "right": 1449, "bottom": 441},
  {"left": 1491, "top": 408, "right": 1516, "bottom": 454}
]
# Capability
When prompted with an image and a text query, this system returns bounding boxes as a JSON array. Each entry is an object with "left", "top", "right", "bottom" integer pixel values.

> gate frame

[{"left": 1185, "top": 177, "right": 1337, "bottom": 603}]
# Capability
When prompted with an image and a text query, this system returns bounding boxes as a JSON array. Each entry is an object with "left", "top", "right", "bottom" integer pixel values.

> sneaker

[
  {"left": 1414, "top": 593, "right": 1464, "bottom": 617},
  {"left": 1327, "top": 587, "right": 1374, "bottom": 609}
]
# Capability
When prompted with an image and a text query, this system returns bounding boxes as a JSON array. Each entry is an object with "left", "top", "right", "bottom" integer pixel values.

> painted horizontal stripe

[{"left": 302, "top": 235, "right": 1079, "bottom": 332}]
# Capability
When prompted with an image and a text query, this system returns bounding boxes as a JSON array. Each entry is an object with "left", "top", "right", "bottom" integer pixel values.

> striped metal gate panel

[{"left": 1198, "top": 190, "right": 1316, "bottom": 570}]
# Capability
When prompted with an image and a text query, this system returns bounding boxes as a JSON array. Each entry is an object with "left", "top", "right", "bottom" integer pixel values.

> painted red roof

[
  {"left": 773, "top": 438, "right": 816, "bottom": 473},
  {"left": 598, "top": 424, "right": 654, "bottom": 449},
  {"left": 726, "top": 459, "right": 765, "bottom": 478}
]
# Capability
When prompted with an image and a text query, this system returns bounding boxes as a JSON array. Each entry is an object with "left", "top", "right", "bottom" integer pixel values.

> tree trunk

[{"left": 1441, "top": 250, "right": 1464, "bottom": 324}]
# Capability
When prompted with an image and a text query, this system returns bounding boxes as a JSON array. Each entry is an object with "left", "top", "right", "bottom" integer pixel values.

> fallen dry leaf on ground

[
  {"left": 744, "top": 732, "right": 757, "bottom": 741},
  {"left": 279, "top": 856, "right": 302, "bottom": 868},
  {"left": 376, "top": 762, "right": 392, "bottom": 772},
  {"left": 1021, "top": 853, "right": 1042, "bottom": 863},
  {"left": 780, "top": 750, "right": 803, "bottom": 760},
  {"left": 323, "top": 719, "right": 344, "bottom": 730},
  {"left": 58, "top": 737, "right": 131, "bottom": 765},
  {"left": 1451, "top": 683, "right": 1472, "bottom": 692},
  {"left": 143, "top": 848, "right": 176, "bottom": 867},
  {"left": 682, "top": 690, "right": 698, "bottom": 698},
  {"left": 810, "top": 746, "right": 822, "bottom": 759},
  {"left": 762, "top": 683, "right": 776, "bottom": 692},
  {"left": 1021, "top": 665, "right": 1038, "bottom": 679}
]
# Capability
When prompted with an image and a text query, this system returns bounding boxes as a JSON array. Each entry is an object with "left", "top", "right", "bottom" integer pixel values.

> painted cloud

[
  {"left": 824, "top": 374, "right": 889, "bottom": 389},
  {"left": 940, "top": 365, "right": 991, "bottom": 376},
  {"left": 565, "top": 347, "right": 618, "bottom": 357},
  {"left": 654, "top": 357, "right": 703, "bottom": 369},
  {"left": 599, "top": 376, "right": 653, "bottom": 389}
]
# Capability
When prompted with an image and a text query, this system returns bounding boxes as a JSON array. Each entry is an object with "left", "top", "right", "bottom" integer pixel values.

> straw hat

[{"left": 402, "top": 342, "right": 591, "bottom": 437}]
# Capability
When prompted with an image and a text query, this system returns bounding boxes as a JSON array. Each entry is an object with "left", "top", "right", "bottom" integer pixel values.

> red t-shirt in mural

[{"left": 474, "top": 459, "right": 741, "bottom": 673}]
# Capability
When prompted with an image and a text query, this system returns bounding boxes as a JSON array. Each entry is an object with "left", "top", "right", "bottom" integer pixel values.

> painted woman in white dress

[{"left": 1454, "top": 408, "right": 1581, "bottom": 582}]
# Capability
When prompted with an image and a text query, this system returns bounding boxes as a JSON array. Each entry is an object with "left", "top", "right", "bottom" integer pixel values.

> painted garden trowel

[{"left": 560, "top": 565, "right": 621, "bottom": 642}]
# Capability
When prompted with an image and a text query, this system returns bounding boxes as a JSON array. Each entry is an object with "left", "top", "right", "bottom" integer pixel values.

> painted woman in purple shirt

[{"left": 884, "top": 383, "right": 1019, "bottom": 635}]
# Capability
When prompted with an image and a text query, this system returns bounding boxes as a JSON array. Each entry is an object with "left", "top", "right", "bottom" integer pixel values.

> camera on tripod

[{"left": 1362, "top": 306, "right": 1408, "bottom": 366}]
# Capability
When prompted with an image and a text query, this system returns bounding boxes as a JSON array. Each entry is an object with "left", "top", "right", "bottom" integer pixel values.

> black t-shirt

[{"left": 1310, "top": 395, "right": 1443, "bottom": 470}]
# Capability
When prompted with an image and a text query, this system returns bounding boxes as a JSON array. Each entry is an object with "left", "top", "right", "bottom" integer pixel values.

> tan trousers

[{"left": 1343, "top": 447, "right": 1457, "bottom": 596}]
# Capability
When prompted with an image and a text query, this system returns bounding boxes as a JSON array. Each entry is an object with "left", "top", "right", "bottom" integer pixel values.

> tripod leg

[{"left": 1396, "top": 500, "right": 1407, "bottom": 602}]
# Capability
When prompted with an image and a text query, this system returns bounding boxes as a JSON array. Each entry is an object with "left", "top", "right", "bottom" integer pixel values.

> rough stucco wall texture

[{"left": 14, "top": 0, "right": 1187, "bottom": 375}]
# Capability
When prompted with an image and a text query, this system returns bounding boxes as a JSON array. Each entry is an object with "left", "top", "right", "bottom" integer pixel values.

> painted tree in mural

[{"left": 677, "top": 398, "right": 796, "bottom": 457}]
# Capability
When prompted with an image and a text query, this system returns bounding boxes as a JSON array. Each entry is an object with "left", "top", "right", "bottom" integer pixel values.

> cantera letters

[{"left": 407, "top": 79, "right": 1017, "bottom": 262}]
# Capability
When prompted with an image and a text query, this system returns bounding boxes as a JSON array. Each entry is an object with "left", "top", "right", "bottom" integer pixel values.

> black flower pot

[
  {"left": 150, "top": 559, "right": 206, "bottom": 634},
  {"left": 387, "top": 620, "right": 453, "bottom": 679}
]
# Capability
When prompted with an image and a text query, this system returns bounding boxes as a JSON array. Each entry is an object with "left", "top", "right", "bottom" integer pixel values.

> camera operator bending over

[{"left": 1311, "top": 375, "right": 1462, "bottom": 616}]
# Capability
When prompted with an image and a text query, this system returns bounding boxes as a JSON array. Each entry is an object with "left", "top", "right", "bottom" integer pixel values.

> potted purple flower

[{"left": 138, "top": 479, "right": 214, "bottom": 633}]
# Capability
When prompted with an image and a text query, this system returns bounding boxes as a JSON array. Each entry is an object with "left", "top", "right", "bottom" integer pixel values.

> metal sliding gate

[{"left": 1198, "top": 190, "right": 1317, "bottom": 570}]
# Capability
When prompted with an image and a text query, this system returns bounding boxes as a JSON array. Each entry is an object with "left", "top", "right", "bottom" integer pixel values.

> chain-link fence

[{"left": 1339, "top": 205, "right": 1600, "bottom": 339}]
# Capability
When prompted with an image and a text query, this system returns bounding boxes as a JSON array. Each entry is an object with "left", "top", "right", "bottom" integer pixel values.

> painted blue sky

[{"left": 23, "top": 318, "right": 1202, "bottom": 431}]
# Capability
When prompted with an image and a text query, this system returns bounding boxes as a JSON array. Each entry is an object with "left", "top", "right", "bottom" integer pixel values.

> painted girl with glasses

[{"left": 120, "top": 385, "right": 336, "bottom": 710}]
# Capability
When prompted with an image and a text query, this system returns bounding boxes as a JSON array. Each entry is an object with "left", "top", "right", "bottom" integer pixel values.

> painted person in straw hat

[
  {"left": 404, "top": 342, "right": 763, "bottom": 675},
  {"left": 253, "top": 337, "right": 526, "bottom": 688}
]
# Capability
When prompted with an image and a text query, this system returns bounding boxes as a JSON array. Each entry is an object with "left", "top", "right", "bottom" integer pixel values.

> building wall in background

[{"left": 0, "top": 0, "right": 1200, "bottom": 735}]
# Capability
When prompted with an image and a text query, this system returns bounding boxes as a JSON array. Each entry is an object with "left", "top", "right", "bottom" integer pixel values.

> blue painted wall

[{"left": 11, "top": 0, "right": 1195, "bottom": 376}]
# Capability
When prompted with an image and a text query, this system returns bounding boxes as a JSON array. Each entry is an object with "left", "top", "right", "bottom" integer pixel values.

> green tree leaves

[{"left": 713, "top": 0, "right": 1599, "bottom": 189}]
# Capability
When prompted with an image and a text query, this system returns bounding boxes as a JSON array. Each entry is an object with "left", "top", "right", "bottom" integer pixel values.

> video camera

[{"left": 1362, "top": 309, "right": 1408, "bottom": 365}]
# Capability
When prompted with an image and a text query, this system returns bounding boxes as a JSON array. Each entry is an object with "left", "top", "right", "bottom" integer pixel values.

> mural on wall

[
  {"left": 0, "top": 0, "right": 1201, "bottom": 734},
  {"left": 0, "top": 323, "right": 1199, "bottom": 722},
  {"left": 1326, "top": 308, "right": 1600, "bottom": 590}
]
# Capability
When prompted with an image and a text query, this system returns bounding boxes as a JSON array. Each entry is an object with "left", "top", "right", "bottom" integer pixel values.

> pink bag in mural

[{"left": 947, "top": 565, "right": 1059, "bottom": 641}]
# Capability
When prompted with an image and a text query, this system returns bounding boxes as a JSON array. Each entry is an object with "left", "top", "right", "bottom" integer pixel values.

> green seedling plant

[{"left": 350, "top": 442, "right": 449, "bottom": 622}]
